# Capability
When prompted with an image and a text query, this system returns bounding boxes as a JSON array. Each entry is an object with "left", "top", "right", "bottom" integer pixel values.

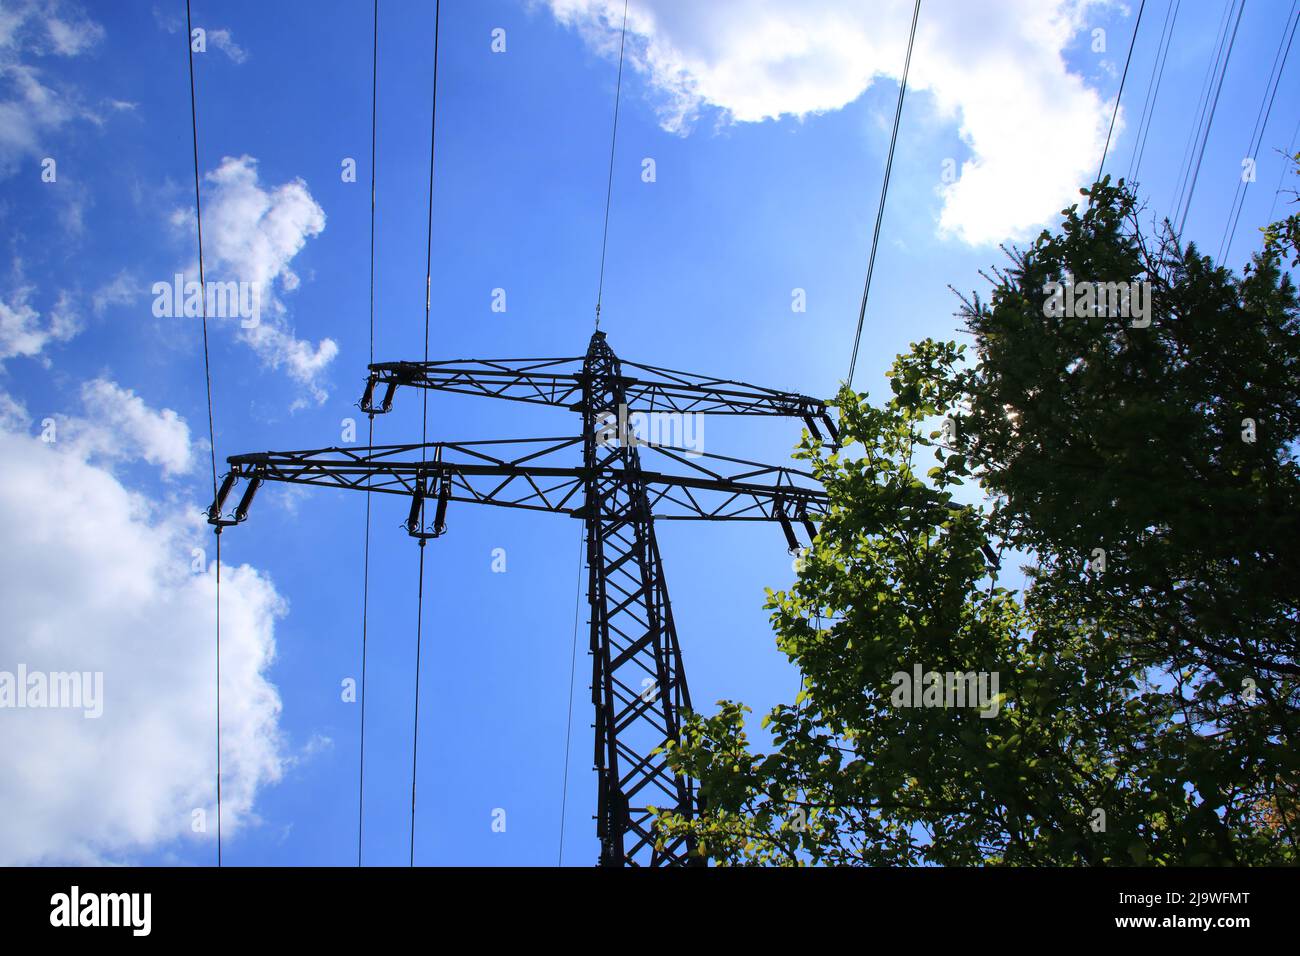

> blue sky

[{"left": 0, "top": 0, "right": 1296, "bottom": 866}]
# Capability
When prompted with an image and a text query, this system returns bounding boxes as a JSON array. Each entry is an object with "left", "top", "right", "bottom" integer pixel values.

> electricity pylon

[{"left": 208, "top": 330, "right": 833, "bottom": 866}]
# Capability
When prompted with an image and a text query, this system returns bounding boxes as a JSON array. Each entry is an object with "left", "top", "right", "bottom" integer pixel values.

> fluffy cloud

[
  {"left": 200, "top": 156, "right": 325, "bottom": 302},
  {"left": 60, "top": 378, "right": 194, "bottom": 478},
  {"left": 0, "top": 385, "right": 287, "bottom": 865},
  {"left": 543, "top": 0, "right": 1115, "bottom": 245},
  {"left": 91, "top": 269, "right": 137, "bottom": 316},
  {"left": 0, "top": 285, "right": 80, "bottom": 362},
  {"left": 173, "top": 155, "right": 337, "bottom": 404},
  {"left": 151, "top": 7, "right": 247, "bottom": 63},
  {"left": 42, "top": 11, "right": 103, "bottom": 56},
  {"left": 0, "top": 0, "right": 104, "bottom": 177},
  {"left": 207, "top": 27, "right": 248, "bottom": 64}
]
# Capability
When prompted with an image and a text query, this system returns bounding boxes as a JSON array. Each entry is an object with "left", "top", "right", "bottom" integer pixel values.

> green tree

[
  {"left": 1262, "top": 151, "right": 1300, "bottom": 267},
  {"left": 658, "top": 181, "right": 1300, "bottom": 865}
]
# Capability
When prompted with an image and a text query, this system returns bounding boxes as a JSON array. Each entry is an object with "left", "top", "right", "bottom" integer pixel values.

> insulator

[
  {"left": 433, "top": 477, "right": 450, "bottom": 535},
  {"left": 406, "top": 480, "right": 425, "bottom": 535},
  {"left": 380, "top": 381, "right": 397, "bottom": 413},
  {"left": 775, "top": 502, "right": 800, "bottom": 554},
  {"left": 234, "top": 477, "right": 262, "bottom": 522},
  {"left": 208, "top": 473, "right": 236, "bottom": 521},
  {"left": 797, "top": 503, "right": 818, "bottom": 543},
  {"left": 360, "top": 377, "right": 376, "bottom": 412},
  {"left": 803, "top": 415, "right": 823, "bottom": 441},
  {"left": 821, "top": 413, "right": 839, "bottom": 443}
]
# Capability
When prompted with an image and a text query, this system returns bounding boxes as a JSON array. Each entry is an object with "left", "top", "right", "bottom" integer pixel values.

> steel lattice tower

[{"left": 209, "top": 330, "right": 833, "bottom": 866}]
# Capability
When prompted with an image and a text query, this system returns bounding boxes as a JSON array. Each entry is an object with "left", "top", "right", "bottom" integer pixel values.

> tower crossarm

[
  {"left": 207, "top": 437, "right": 829, "bottom": 530},
  {"left": 362, "top": 356, "right": 586, "bottom": 412},
  {"left": 361, "top": 356, "right": 835, "bottom": 435}
]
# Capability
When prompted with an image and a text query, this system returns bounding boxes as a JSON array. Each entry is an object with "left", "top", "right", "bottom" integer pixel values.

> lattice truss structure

[{"left": 209, "top": 331, "right": 834, "bottom": 866}]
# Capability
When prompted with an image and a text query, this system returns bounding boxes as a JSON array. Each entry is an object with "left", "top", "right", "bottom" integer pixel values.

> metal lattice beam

[
  {"left": 217, "top": 437, "right": 826, "bottom": 524},
  {"left": 362, "top": 354, "right": 838, "bottom": 435}
]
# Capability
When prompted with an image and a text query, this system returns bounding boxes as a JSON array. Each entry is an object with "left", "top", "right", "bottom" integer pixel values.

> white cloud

[
  {"left": 0, "top": 1, "right": 102, "bottom": 57},
  {"left": 91, "top": 269, "right": 137, "bottom": 316},
  {"left": 543, "top": 0, "right": 1117, "bottom": 245},
  {"left": 43, "top": 13, "right": 103, "bottom": 56},
  {"left": 0, "top": 285, "right": 80, "bottom": 362},
  {"left": 148, "top": 9, "right": 247, "bottom": 63},
  {"left": 56, "top": 180, "right": 89, "bottom": 235},
  {"left": 199, "top": 156, "right": 324, "bottom": 304},
  {"left": 149, "top": 5, "right": 182, "bottom": 35},
  {"left": 172, "top": 155, "right": 337, "bottom": 404},
  {"left": 60, "top": 378, "right": 194, "bottom": 478},
  {"left": 0, "top": 1, "right": 104, "bottom": 177},
  {"left": 0, "top": 384, "right": 288, "bottom": 865},
  {"left": 243, "top": 322, "right": 339, "bottom": 406},
  {"left": 0, "top": 388, "right": 29, "bottom": 429},
  {"left": 207, "top": 27, "right": 248, "bottom": 64},
  {"left": 0, "top": 63, "right": 78, "bottom": 172}
]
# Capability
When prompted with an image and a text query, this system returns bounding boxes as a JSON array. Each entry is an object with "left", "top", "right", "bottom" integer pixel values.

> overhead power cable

[
  {"left": 184, "top": 0, "right": 223, "bottom": 868},
  {"left": 358, "top": 0, "right": 379, "bottom": 869},
  {"left": 594, "top": 0, "right": 629, "bottom": 330},
  {"left": 1218, "top": 0, "right": 1299, "bottom": 262},
  {"left": 1266, "top": 114, "right": 1300, "bottom": 224},
  {"left": 1096, "top": 0, "right": 1147, "bottom": 186},
  {"left": 410, "top": 0, "right": 441, "bottom": 868},
  {"left": 846, "top": 0, "right": 921, "bottom": 390},
  {"left": 1169, "top": 0, "right": 1234, "bottom": 223},
  {"left": 1177, "top": 0, "right": 1246, "bottom": 236},
  {"left": 1129, "top": 0, "right": 1181, "bottom": 185}
]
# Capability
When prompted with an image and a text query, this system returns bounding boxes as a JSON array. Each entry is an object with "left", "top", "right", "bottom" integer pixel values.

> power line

[
  {"left": 1130, "top": 0, "right": 1180, "bottom": 186},
  {"left": 1218, "top": 0, "right": 1299, "bottom": 262},
  {"left": 410, "top": 0, "right": 441, "bottom": 868},
  {"left": 1128, "top": 0, "right": 1173, "bottom": 182},
  {"left": 410, "top": 543, "right": 427, "bottom": 867},
  {"left": 846, "top": 0, "right": 921, "bottom": 390},
  {"left": 358, "top": 0, "right": 379, "bottom": 869},
  {"left": 557, "top": 524, "right": 586, "bottom": 866},
  {"left": 184, "top": 0, "right": 223, "bottom": 868},
  {"left": 594, "top": 0, "right": 629, "bottom": 330},
  {"left": 1178, "top": 0, "right": 1246, "bottom": 236},
  {"left": 1267, "top": 114, "right": 1300, "bottom": 224},
  {"left": 1169, "top": 0, "right": 1234, "bottom": 222},
  {"left": 1096, "top": 0, "right": 1146, "bottom": 186}
]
